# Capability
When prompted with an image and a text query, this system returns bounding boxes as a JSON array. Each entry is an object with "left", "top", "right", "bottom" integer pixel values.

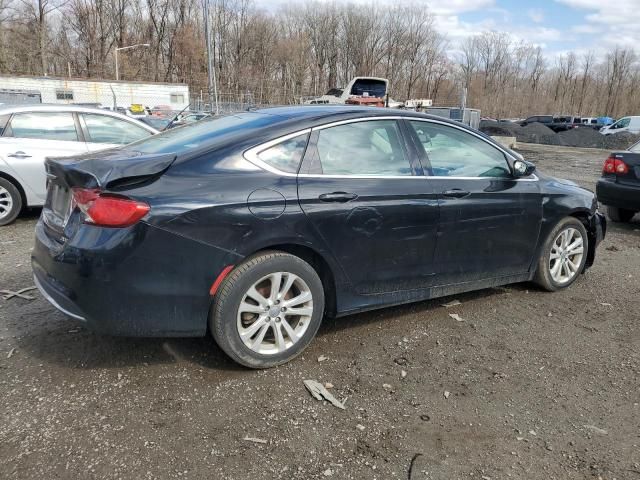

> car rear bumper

[
  {"left": 596, "top": 178, "right": 640, "bottom": 211},
  {"left": 32, "top": 219, "right": 241, "bottom": 337}
]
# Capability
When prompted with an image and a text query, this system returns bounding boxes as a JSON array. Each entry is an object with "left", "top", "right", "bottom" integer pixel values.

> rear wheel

[
  {"left": 534, "top": 217, "right": 588, "bottom": 292},
  {"left": 0, "top": 178, "right": 22, "bottom": 226},
  {"left": 210, "top": 251, "right": 325, "bottom": 368},
  {"left": 607, "top": 206, "right": 636, "bottom": 223}
]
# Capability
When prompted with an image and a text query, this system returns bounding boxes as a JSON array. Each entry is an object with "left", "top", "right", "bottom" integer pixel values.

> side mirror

[{"left": 513, "top": 159, "right": 536, "bottom": 177}]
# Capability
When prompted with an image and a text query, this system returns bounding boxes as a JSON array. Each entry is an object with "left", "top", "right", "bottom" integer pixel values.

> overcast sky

[{"left": 262, "top": 0, "right": 638, "bottom": 57}]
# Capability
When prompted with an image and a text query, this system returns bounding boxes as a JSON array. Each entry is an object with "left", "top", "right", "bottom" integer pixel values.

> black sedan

[
  {"left": 596, "top": 140, "right": 640, "bottom": 222},
  {"left": 32, "top": 106, "right": 606, "bottom": 368}
]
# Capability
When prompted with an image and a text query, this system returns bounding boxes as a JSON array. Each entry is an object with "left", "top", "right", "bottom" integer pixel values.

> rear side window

[
  {"left": 409, "top": 121, "right": 510, "bottom": 178},
  {"left": 82, "top": 114, "right": 151, "bottom": 145},
  {"left": 7, "top": 112, "right": 78, "bottom": 141},
  {"left": 256, "top": 134, "right": 308, "bottom": 173},
  {"left": 314, "top": 120, "right": 411, "bottom": 176}
]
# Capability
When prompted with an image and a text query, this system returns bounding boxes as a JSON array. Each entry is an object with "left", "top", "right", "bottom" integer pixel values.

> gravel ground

[{"left": 1, "top": 144, "right": 639, "bottom": 480}]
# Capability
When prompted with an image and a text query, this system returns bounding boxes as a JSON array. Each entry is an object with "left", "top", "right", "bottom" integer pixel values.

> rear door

[
  {"left": 0, "top": 111, "right": 87, "bottom": 204},
  {"left": 406, "top": 119, "right": 542, "bottom": 285},
  {"left": 79, "top": 113, "right": 154, "bottom": 151},
  {"left": 296, "top": 118, "right": 439, "bottom": 294}
]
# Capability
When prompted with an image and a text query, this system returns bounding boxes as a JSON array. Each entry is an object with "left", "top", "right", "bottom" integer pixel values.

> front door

[
  {"left": 297, "top": 118, "right": 440, "bottom": 294},
  {"left": 406, "top": 119, "right": 542, "bottom": 285}
]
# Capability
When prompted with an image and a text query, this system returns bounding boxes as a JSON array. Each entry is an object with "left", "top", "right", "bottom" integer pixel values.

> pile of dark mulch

[
  {"left": 478, "top": 120, "right": 521, "bottom": 137},
  {"left": 602, "top": 132, "right": 640, "bottom": 150},
  {"left": 516, "top": 122, "right": 558, "bottom": 144},
  {"left": 479, "top": 120, "right": 640, "bottom": 150},
  {"left": 557, "top": 127, "right": 606, "bottom": 148}
]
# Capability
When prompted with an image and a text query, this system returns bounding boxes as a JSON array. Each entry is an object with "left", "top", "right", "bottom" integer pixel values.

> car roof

[
  {"left": 0, "top": 104, "right": 159, "bottom": 133},
  {"left": 251, "top": 105, "right": 468, "bottom": 126}
]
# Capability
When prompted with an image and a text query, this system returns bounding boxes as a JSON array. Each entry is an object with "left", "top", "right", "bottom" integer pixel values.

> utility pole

[
  {"left": 204, "top": 0, "right": 219, "bottom": 115},
  {"left": 115, "top": 43, "right": 150, "bottom": 81}
]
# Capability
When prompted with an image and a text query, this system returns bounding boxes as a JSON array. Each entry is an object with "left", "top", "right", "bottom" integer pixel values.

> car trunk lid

[{"left": 42, "top": 150, "right": 176, "bottom": 239}]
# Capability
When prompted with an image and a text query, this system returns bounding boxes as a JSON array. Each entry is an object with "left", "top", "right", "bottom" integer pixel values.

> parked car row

[{"left": 518, "top": 114, "right": 640, "bottom": 135}]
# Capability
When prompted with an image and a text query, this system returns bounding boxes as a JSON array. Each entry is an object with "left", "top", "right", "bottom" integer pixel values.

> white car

[
  {"left": 600, "top": 116, "right": 640, "bottom": 135},
  {"left": 0, "top": 105, "right": 158, "bottom": 225}
]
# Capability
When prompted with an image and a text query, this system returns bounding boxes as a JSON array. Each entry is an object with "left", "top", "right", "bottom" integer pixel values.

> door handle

[
  {"left": 8, "top": 151, "right": 31, "bottom": 158},
  {"left": 318, "top": 192, "right": 358, "bottom": 202},
  {"left": 443, "top": 189, "right": 470, "bottom": 198}
]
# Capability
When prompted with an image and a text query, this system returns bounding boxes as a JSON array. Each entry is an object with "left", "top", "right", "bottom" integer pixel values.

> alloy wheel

[
  {"left": 549, "top": 227, "right": 584, "bottom": 284},
  {"left": 236, "top": 272, "right": 313, "bottom": 355},
  {"left": 0, "top": 186, "right": 13, "bottom": 220}
]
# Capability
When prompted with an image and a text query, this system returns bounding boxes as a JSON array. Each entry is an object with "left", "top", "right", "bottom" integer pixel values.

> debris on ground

[
  {"left": 243, "top": 436, "right": 268, "bottom": 444},
  {"left": 394, "top": 356, "right": 408, "bottom": 366},
  {"left": 401, "top": 370, "right": 407, "bottom": 378},
  {"left": 303, "top": 379, "right": 346, "bottom": 410},
  {"left": 1, "top": 286, "right": 37, "bottom": 301},
  {"left": 356, "top": 424, "right": 365, "bottom": 431},
  {"left": 323, "top": 468, "right": 333, "bottom": 476},
  {"left": 443, "top": 391, "right": 451, "bottom": 399},
  {"left": 441, "top": 299, "right": 462, "bottom": 308},
  {"left": 317, "top": 355, "right": 328, "bottom": 362},
  {"left": 7, "top": 348, "right": 16, "bottom": 359},
  {"left": 583, "top": 424, "right": 608, "bottom": 435},
  {"left": 449, "top": 313, "right": 464, "bottom": 322}
]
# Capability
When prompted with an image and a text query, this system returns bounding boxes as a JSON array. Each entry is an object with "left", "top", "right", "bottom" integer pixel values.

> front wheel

[
  {"left": 210, "top": 251, "right": 325, "bottom": 368},
  {"left": 534, "top": 217, "right": 588, "bottom": 292},
  {"left": 607, "top": 206, "right": 636, "bottom": 223}
]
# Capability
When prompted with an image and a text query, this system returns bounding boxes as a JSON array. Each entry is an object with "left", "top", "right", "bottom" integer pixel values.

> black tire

[
  {"left": 606, "top": 206, "right": 636, "bottom": 223},
  {"left": 210, "top": 251, "right": 325, "bottom": 368},
  {"left": 0, "top": 178, "right": 23, "bottom": 226},
  {"left": 533, "top": 217, "right": 589, "bottom": 292}
]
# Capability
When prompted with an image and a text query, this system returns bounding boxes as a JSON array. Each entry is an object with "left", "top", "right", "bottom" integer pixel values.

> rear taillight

[
  {"left": 603, "top": 156, "right": 629, "bottom": 175},
  {"left": 72, "top": 188, "right": 150, "bottom": 227}
]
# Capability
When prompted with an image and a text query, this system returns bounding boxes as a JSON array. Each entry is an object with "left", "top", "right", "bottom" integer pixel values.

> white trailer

[{"left": 0, "top": 75, "right": 189, "bottom": 110}]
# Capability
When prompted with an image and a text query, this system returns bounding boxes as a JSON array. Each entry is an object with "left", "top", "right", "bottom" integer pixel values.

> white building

[{"left": 0, "top": 75, "right": 189, "bottom": 110}]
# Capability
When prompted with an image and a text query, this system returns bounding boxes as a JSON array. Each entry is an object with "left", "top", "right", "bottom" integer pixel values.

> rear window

[
  {"left": 630, "top": 141, "right": 640, "bottom": 153},
  {"left": 126, "top": 112, "right": 278, "bottom": 155}
]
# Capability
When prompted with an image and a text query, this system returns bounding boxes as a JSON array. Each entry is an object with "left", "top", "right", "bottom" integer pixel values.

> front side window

[
  {"left": 8, "top": 112, "right": 78, "bottom": 141},
  {"left": 409, "top": 121, "right": 511, "bottom": 178},
  {"left": 82, "top": 114, "right": 151, "bottom": 145},
  {"left": 256, "top": 134, "right": 308, "bottom": 173},
  {"left": 613, "top": 117, "right": 630, "bottom": 129},
  {"left": 315, "top": 120, "right": 411, "bottom": 176}
]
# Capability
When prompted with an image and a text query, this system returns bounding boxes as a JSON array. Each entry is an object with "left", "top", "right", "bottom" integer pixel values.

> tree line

[{"left": 0, "top": 0, "right": 639, "bottom": 118}]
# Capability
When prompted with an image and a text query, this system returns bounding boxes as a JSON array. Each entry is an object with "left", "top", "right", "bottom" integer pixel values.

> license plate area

[{"left": 43, "top": 184, "right": 73, "bottom": 231}]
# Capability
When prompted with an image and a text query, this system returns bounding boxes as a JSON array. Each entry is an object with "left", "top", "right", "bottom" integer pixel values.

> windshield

[{"left": 125, "top": 112, "right": 277, "bottom": 154}]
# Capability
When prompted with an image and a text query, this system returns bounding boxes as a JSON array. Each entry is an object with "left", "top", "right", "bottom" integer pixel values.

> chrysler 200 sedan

[{"left": 32, "top": 106, "right": 606, "bottom": 368}]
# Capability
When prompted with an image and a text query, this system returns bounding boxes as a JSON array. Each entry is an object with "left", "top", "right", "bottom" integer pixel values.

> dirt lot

[{"left": 1, "top": 143, "right": 639, "bottom": 480}]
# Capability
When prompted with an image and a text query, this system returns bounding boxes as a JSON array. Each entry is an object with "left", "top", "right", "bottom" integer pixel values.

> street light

[{"left": 115, "top": 43, "right": 150, "bottom": 81}]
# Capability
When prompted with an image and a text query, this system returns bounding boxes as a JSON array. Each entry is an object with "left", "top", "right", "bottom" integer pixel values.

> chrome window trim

[
  {"left": 243, "top": 116, "right": 538, "bottom": 182},
  {"left": 244, "top": 128, "right": 311, "bottom": 177}
]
